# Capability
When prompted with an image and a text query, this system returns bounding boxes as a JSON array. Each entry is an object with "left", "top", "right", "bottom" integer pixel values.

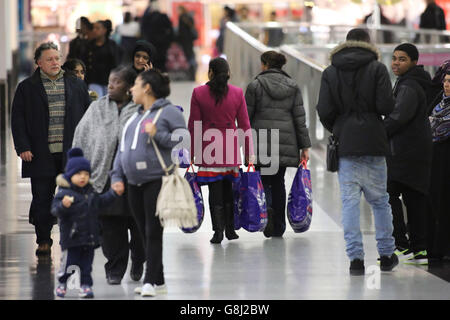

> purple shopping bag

[
  {"left": 238, "top": 164, "right": 268, "bottom": 232},
  {"left": 181, "top": 164, "right": 204, "bottom": 233},
  {"left": 287, "top": 161, "right": 313, "bottom": 233}
]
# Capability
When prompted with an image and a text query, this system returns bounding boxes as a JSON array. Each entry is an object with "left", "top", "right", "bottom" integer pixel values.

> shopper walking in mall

[
  {"left": 67, "top": 16, "right": 92, "bottom": 60},
  {"left": 384, "top": 43, "right": 432, "bottom": 265},
  {"left": 176, "top": 5, "right": 198, "bottom": 80},
  {"left": 188, "top": 57, "right": 254, "bottom": 244},
  {"left": 11, "top": 42, "right": 90, "bottom": 256},
  {"left": 428, "top": 70, "right": 450, "bottom": 263},
  {"left": 82, "top": 20, "right": 122, "bottom": 97},
  {"left": 245, "top": 50, "right": 311, "bottom": 238},
  {"left": 111, "top": 69, "right": 186, "bottom": 297},
  {"left": 316, "top": 28, "right": 398, "bottom": 275},
  {"left": 72, "top": 65, "right": 146, "bottom": 285},
  {"left": 115, "top": 12, "right": 141, "bottom": 63},
  {"left": 140, "top": 0, "right": 174, "bottom": 71}
]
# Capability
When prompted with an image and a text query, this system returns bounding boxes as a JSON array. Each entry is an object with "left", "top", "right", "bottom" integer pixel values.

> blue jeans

[{"left": 338, "top": 156, "right": 395, "bottom": 261}]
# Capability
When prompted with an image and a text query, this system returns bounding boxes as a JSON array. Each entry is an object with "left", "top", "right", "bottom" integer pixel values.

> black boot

[
  {"left": 210, "top": 205, "right": 224, "bottom": 244},
  {"left": 263, "top": 207, "right": 274, "bottom": 238},
  {"left": 224, "top": 204, "right": 239, "bottom": 240}
]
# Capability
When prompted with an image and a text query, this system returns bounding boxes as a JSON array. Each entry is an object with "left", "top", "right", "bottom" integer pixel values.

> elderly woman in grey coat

[
  {"left": 72, "top": 65, "right": 145, "bottom": 285},
  {"left": 245, "top": 50, "right": 311, "bottom": 238}
]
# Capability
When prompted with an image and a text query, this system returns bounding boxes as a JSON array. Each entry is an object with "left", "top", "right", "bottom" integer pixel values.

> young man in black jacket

[
  {"left": 11, "top": 42, "right": 90, "bottom": 256},
  {"left": 316, "top": 28, "right": 398, "bottom": 275},
  {"left": 384, "top": 43, "right": 432, "bottom": 265}
]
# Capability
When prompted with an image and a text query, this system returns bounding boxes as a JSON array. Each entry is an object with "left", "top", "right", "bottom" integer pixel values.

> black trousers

[
  {"left": 127, "top": 180, "right": 164, "bottom": 285},
  {"left": 208, "top": 179, "right": 234, "bottom": 231},
  {"left": 29, "top": 152, "right": 63, "bottom": 246},
  {"left": 258, "top": 166, "right": 287, "bottom": 236},
  {"left": 208, "top": 179, "right": 233, "bottom": 208},
  {"left": 427, "top": 139, "right": 450, "bottom": 258},
  {"left": 99, "top": 215, "right": 145, "bottom": 279},
  {"left": 387, "top": 180, "right": 427, "bottom": 252},
  {"left": 58, "top": 245, "right": 95, "bottom": 286}
]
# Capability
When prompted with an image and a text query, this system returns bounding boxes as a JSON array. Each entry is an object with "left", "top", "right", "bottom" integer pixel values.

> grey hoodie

[
  {"left": 245, "top": 68, "right": 311, "bottom": 167},
  {"left": 111, "top": 98, "right": 188, "bottom": 186}
]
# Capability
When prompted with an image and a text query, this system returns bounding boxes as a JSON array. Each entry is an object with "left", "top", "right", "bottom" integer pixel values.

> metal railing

[
  {"left": 224, "top": 22, "right": 327, "bottom": 145},
  {"left": 236, "top": 21, "right": 450, "bottom": 46},
  {"left": 224, "top": 21, "right": 450, "bottom": 146}
]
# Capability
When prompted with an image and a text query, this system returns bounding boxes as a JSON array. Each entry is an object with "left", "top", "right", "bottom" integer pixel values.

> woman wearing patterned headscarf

[
  {"left": 427, "top": 59, "right": 450, "bottom": 114},
  {"left": 427, "top": 70, "right": 450, "bottom": 263}
]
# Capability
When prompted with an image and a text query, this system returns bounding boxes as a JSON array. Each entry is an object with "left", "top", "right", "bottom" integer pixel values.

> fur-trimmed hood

[
  {"left": 56, "top": 174, "right": 71, "bottom": 188},
  {"left": 55, "top": 173, "right": 92, "bottom": 191},
  {"left": 329, "top": 41, "right": 381, "bottom": 71}
]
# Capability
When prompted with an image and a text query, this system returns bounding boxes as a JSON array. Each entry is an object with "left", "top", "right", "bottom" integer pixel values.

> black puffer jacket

[
  {"left": 245, "top": 69, "right": 311, "bottom": 167},
  {"left": 316, "top": 41, "right": 395, "bottom": 157},
  {"left": 384, "top": 66, "right": 433, "bottom": 194},
  {"left": 51, "top": 174, "right": 118, "bottom": 250}
]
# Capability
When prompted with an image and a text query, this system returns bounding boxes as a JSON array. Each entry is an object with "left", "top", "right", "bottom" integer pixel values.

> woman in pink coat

[{"left": 188, "top": 57, "right": 254, "bottom": 244}]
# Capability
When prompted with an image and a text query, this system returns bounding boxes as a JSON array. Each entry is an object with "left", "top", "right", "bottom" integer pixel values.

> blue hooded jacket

[{"left": 51, "top": 174, "right": 118, "bottom": 250}]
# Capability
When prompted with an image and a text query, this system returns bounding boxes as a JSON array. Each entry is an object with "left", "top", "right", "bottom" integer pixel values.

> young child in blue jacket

[{"left": 51, "top": 148, "right": 123, "bottom": 298}]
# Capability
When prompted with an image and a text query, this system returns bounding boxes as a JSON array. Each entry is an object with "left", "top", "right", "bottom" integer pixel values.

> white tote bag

[{"left": 150, "top": 108, "right": 197, "bottom": 228}]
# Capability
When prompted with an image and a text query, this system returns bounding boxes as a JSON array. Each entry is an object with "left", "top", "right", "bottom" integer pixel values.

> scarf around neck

[{"left": 430, "top": 94, "right": 450, "bottom": 142}]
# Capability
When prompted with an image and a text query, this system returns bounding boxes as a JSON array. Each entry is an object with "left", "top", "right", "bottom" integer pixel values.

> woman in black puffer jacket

[{"left": 245, "top": 51, "right": 311, "bottom": 237}]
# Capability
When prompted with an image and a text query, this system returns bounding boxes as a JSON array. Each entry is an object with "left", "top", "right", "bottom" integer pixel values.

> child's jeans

[{"left": 57, "top": 245, "right": 95, "bottom": 286}]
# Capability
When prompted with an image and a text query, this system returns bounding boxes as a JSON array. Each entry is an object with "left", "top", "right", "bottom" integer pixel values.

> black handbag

[{"left": 326, "top": 134, "right": 339, "bottom": 172}]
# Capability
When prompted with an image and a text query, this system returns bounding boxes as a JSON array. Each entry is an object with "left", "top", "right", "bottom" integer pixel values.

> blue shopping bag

[
  {"left": 238, "top": 164, "right": 268, "bottom": 232},
  {"left": 181, "top": 164, "right": 204, "bottom": 233},
  {"left": 287, "top": 161, "right": 313, "bottom": 233}
]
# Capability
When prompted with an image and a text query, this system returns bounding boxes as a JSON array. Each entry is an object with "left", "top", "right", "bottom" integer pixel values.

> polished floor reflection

[{"left": 0, "top": 82, "right": 449, "bottom": 300}]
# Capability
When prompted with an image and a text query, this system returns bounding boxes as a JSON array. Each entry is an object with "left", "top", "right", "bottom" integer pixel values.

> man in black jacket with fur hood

[{"left": 316, "top": 29, "right": 398, "bottom": 276}]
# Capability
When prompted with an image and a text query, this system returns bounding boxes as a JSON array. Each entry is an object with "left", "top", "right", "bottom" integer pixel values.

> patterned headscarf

[{"left": 432, "top": 59, "right": 450, "bottom": 85}]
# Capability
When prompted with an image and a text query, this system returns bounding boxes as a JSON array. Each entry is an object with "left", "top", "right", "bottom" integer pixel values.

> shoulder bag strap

[{"left": 147, "top": 108, "right": 174, "bottom": 175}]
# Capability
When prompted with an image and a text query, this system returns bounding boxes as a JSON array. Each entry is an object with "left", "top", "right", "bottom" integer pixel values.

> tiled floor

[{"left": 0, "top": 82, "right": 449, "bottom": 300}]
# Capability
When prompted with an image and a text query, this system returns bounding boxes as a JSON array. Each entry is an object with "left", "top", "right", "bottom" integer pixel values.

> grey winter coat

[{"left": 245, "top": 68, "right": 311, "bottom": 167}]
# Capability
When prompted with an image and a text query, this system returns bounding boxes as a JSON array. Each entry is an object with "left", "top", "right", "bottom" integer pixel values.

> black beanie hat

[
  {"left": 132, "top": 40, "right": 156, "bottom": 63},
  {"left": 394, "top": 43, "right": 419, "bottom": 62},
  {"left": 64, "top": 148, "right": 91, "bottom": 182}
]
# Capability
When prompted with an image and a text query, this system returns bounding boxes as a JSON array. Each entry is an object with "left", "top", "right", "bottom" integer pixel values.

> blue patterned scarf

[{"left": 430, "top": 95, "right": 450, "bottom": 142}]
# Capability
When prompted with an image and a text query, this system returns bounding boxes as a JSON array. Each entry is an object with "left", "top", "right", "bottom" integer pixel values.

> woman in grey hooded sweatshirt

[
  {"left": 245, "top": 51, "right": 311, "bottom": 238},
  {"left": 72, "top": 65, "right": 145, "bottom": 285},
  {"left": 111, "top": 69, "right": 187, "bottom": 297}
]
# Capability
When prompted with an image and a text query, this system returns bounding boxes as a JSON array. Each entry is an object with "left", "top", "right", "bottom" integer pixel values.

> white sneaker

[
  {"left": 134, "top": 284, "right": 167, "bottom": 295},
  {"left": 140, "top": 283, "right": 156, "bottom": 297}
]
